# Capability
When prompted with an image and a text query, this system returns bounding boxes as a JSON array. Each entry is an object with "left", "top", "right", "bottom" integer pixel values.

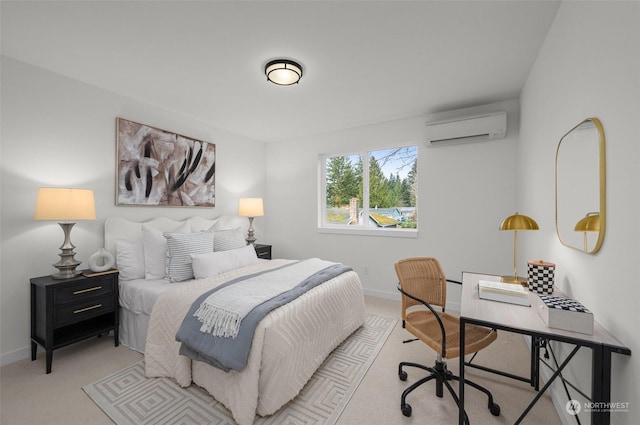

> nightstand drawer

[
  {"left": 54, "top": 278, "right": 115, "bottom": 304},
  {"left": 54, "top": 296, "right": 115, "bottom": 327},
  {"left": 254, "top": 244, "right": 272, "bottom": 260}
]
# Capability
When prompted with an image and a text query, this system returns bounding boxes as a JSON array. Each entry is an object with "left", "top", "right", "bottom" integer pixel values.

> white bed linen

[
  {"left": 106, "top": 216, "right": 233, "bottom": 353},
  {"left": 118, "top": 278, "right": 170, "bottom": 352},
  {"left": 145, "top": 259, "right": 366, "bottom": 425},
  {"left": 119, "top": 278, "right": 169, "bottom": 315}
]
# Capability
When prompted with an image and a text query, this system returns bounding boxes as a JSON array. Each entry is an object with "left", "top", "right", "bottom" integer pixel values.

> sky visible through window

[{"left": 372, "top": 146, "right": 417, "bottom": 179}]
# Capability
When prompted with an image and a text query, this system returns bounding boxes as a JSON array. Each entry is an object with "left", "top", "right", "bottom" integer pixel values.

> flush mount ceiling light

[{"left": 265, "top": 59, "right": 303, "bottom": 85}]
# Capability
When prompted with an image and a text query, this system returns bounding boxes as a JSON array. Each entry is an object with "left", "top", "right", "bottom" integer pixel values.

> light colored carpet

[{"left": 83, "top": 314, "right": 396, "bottom": 425}]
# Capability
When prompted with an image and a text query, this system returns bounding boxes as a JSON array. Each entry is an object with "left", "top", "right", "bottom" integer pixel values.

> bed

[{"left": 104, "top": 216, "right": 366, "bottom": 425}]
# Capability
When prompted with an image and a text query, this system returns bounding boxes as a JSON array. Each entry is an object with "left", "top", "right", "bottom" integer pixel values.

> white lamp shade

[
  {"left": 238, "top": 198, "right": 264, "bottom": 217},
  {"left": 34, "top": 188, "right": 96, "bottom": 221}
]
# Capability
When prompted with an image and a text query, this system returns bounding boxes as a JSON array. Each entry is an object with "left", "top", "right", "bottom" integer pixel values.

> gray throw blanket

[
  {"left": 195, "top": 258, "right": 339, "bottom": 338},
  {"left": 176, "top": 259, "right": 352, "bottom": 372}
]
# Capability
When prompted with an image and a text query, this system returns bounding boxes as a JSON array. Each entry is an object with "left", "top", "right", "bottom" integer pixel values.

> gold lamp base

[{"left": 501, "top": 275, "right": 528, "bottom": 288}]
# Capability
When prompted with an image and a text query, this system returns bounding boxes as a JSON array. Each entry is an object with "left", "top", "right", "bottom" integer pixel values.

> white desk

[{"left": 458, "top": 272, "right": 630, "bottom": 425}]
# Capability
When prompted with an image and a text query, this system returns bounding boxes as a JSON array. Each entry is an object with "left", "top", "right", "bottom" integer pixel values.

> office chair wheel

[
  {"left": 489, "top": 402, "right": 501, "bottom": 416},
  {"left": 401, "top": 403, "right": 412, "bottom": 417},
  {"left": 399, "top": 370, "right": 408, "bottom": 381}
]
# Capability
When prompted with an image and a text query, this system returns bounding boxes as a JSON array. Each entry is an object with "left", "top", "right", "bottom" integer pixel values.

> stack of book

[
  {"left": 534, "top": 294, "right": 593, "bottom": 334},
  {"left": 478, "top": 280, "right": 530, "bottom": 306}
]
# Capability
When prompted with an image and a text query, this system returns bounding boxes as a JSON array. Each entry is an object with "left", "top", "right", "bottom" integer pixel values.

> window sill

[{"left": 318, "top": 226, "right": 418, "bottom": 238}]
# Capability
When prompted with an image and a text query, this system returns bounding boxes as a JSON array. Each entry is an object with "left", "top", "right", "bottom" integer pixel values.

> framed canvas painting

[{"left": 116, "top": 118, "right": 215, "bottom": 207}]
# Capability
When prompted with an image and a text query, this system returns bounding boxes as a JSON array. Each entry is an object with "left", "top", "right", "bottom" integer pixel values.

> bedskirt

[{"left": 119, "top": 307, "right": 149, "bottom": 353}]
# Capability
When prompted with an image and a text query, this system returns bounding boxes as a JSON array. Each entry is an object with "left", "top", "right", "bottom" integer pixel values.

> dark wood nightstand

[
  {"left": 30, "top": 270, "right": 119, "bottom": 373},
  {"left": 254, "top": 244, "right": 272, "bottom": 260}
]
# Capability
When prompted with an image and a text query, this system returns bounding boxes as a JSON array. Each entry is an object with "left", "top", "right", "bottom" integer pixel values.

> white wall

[
  {"left": 265, "top": 100, "right": 520, "bottom": 305},
  {"left": 519, "top": 2, "right": 639, "bottom": 424},
  {"left": 0, "top": 57, "right": 267, "bottom": 364}
]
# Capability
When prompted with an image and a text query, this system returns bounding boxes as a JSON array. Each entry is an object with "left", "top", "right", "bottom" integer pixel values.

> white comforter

[{"left": 144, "top": 259, "right": 366, "bottom": 425}]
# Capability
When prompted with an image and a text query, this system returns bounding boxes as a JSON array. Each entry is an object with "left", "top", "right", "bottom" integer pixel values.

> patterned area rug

[{"left": 83, "top": 314, "right": 396, "bottom": 425}]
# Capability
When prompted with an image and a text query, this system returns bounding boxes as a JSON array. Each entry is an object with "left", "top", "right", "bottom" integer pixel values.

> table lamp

[
  {"left": 499, "top": 212, "right": 539, "bottom": 285},
  {"left": 34, "top": 188, "right": 96, "bottom": 279},
  {"left": 574, "top": 212, "right": 600, "bottom": 252},
  {"left": 238, "top": 197, "right": 264, "bottom": 245}
]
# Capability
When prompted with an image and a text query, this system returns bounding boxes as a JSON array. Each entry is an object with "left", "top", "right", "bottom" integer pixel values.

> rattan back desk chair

[{"left": 395, "top": 257, "right": 501, "bottom": 423}]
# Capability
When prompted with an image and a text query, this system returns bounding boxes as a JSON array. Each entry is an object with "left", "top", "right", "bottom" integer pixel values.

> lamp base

[
  {"left": 52, "top": 250, "right": 83, "bottom": 279},
  {"left": 245, "top": 216, "right": 256, "bottom": 245},
  {"left": 51, "top": 222, "right": 82, "bottom": 279},
  {"left": 52, "top": 268, "right": 83, "bottom": 280},
  {"left": 501, "top": 275, "right": 528, "bottom": 288}
]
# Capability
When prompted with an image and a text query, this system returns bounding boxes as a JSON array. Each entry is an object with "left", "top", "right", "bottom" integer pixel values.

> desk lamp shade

[
  {"left": 34, "top": 188, "right": 96, "bottom": 279},
  {"left": 574, "top": 212, "right": 600, "bottom": 232},
  {"left": 238, "top": 198, "right": 264, "bottom": 245},
  {"left": 574, "top": 212, "right": 600, "bottom": 252},
  {"left": 499, "top": 212, "right": 539, "bottom": 285}
]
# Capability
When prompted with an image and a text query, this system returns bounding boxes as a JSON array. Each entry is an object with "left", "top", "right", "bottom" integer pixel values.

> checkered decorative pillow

[
  {"left": 538, "top": 295, "right": 591, "bottom": 314},
  {"left": 527, "top": 262, "right": 554, "bottom": 295}
]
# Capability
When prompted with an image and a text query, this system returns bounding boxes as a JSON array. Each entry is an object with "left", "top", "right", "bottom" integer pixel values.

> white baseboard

[
  {"left": 363, "top": 287, "right": 399, "bottom": 301},
  {"left": 1, "top": 345, "right": 32, "bottom": 367},
  {"left": 363, "top": 288, "right": 461, "bottom": 312}
]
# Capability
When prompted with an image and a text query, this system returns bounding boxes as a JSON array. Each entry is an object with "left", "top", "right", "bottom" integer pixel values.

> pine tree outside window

[{"left": 319, "top": 146, "right": 418, "bottom": 237}]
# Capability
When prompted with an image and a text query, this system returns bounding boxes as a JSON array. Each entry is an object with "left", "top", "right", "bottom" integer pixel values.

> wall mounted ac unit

[{"left": 426, "top": 111, "right": 507, "bottom": 146}]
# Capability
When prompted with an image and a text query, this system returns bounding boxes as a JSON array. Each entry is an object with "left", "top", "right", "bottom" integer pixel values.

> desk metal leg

[
  {"left": 459, "top": 320, "right": 466, "bottom": 425},
  {"left": 531, "top": 336, "right": 540, "bottom": 390},
  {"left": 515, "top": 345, "right": 580, "bottom": 425},
  {"left": 544, "top": 343, "right": 583, "bottom": 425},
  {"left": 591, "top": 344, "right": 606, "bottom": 425}
]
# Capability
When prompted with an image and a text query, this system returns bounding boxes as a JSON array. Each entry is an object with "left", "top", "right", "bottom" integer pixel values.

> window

[{"left": 319, "top": 146, "right": 418, "bottom": 237}]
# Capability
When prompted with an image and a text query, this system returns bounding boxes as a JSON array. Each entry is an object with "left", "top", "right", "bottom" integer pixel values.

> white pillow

[
  {"left": 115, "top": 238, "right": 145, "bottom": 281},
  {"left": 164, "top": 231, "right": 215, "bottom": 282},
  {"left": 213, "top": 227, "right": 246, "bottom": 251},
  {"left": 142, "top": 221, "right": 191, "bottom": 280},
  {"left": 209, "top": 216, "right": 243, "bottom": 231},
  {"left": 190, "top": 245, "right": 259, "bottom": 279}
]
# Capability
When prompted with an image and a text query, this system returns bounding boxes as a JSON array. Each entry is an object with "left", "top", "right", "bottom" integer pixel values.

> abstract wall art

[{"left": 116, "top": 118, "right": 216, "bottom": 207}]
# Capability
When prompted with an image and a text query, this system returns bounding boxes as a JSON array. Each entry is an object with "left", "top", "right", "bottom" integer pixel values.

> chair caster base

[
  {"left": 401, "top": 403, "right": 412, "bottom": 417},
  {"left": 489, "top": 402, "right": 501, "bottom": 416}
]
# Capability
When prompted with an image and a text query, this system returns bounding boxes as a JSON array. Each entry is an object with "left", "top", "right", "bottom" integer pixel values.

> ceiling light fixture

[{"left": 265, "top": 59, "right": 303, "bottom": 86}]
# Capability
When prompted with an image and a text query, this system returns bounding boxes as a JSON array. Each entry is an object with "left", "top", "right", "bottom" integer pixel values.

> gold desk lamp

[
  {"left": 500, "top": 212, "right": 539, "bottom": 285},
  {"left": 574, "top": 212, "right": 600, "bottom": 252}
]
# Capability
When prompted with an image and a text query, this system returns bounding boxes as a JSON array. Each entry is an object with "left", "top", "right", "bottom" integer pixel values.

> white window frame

[{"left": 318, "top": 146, "right": 418, "bottom": 238}]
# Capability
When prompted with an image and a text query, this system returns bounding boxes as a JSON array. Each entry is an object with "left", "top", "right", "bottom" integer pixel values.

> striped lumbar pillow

[
  {"left": 164, "top": 231, "right": 215, "bottom": 282},
  {"left": 213, "top": 227, "right": 246, "bottom": 251}
]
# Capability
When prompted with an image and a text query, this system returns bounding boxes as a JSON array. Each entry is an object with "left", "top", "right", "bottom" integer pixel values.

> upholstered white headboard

[{"left": 104, "top": 215, "right": 244, "bottom": 259}]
